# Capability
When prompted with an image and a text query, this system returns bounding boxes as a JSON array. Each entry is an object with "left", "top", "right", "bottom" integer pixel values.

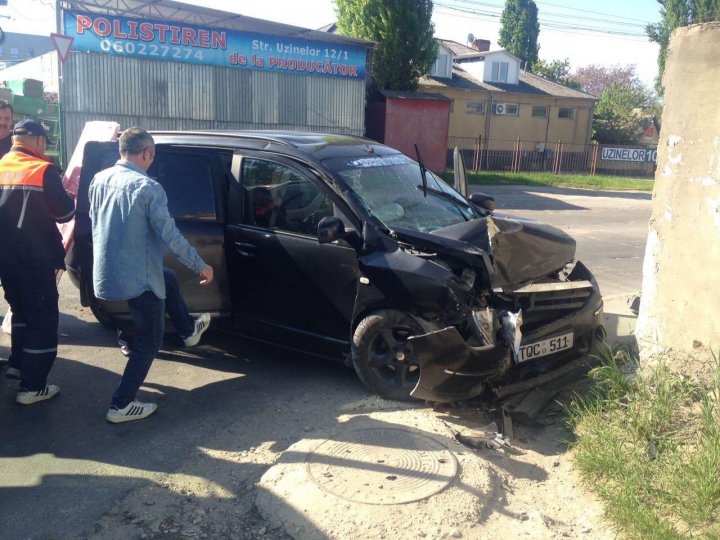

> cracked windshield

[{"left": 327, "top": 154, "right": 481, "bottom": 233}]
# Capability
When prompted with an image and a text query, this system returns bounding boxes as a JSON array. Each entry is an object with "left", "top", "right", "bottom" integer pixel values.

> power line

[
  {"left": 441, "top": 0, "right": 650, "bottom": 29},
  {"left": 7, "top": 0, "right": 55, "bottom": 23},
  {"left": 444, "top": 0, "right": 655, "bottom": 25},
  {"left": 435, "top": 2, "right": 651, "bottom": 39}
]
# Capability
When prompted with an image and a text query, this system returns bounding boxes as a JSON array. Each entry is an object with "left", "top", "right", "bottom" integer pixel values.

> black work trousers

[{"left": 0, "top": 264, "right": 59, "bottom": 391}]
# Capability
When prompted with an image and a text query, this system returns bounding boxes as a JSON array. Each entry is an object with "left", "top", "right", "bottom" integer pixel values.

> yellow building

[{"left": 420, "top": 40, "right": 597, "bottom": 167}]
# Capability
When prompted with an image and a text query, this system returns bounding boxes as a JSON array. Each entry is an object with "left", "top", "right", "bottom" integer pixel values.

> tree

[
  {"left": 647, "top": 0, "right": 720, "bottom": 94},
  {"left": 593, "top": 82, "right": 658, "bottom": 144},
  {"left": 498, "top": 0, "right": 540, "bottom": 67},
  {"left": 692, "top": 0, "right": 720, "bottom": 21},
  {"left": 531, "top": 58, "right": 582, "bottom": 90},
  {"left": 573, "top": 64, "right": 640, "bottom": 98},
  {"left": 335, "top": 0, "right": 438, "bottom": 91}
]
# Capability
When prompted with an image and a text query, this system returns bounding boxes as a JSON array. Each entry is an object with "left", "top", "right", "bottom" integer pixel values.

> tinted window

[
  {"left": 149, "top": 152, "right": 216, "bottom": 220},
  {"left": 241, "top": 158, "right": 334, "bottom": 236}
]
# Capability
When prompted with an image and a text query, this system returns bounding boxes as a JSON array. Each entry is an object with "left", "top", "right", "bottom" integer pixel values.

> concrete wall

[{"left": 636, "top": 23, "right": 720, "bottom": 383}]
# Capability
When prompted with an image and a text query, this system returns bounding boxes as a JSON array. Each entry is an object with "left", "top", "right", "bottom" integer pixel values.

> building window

[
  {"left": 431, "top": 53, "right": 450, "bottom": 78},
  {"left": 559, "top": 107, "right": 574, "bottom": 119},
  {"left": 465, "top": 101, "right": 485, "bottom": 115},
  {"left": 492, "top": 103, "right": 518, "bottom": 115},
  {"left": 10, "top": 47, "right": 19, "bottom": 59},
  {"left": 0, "top": 46, "right": 4, "bottom": 57},
  {"left": 26, "top": 48, "right": 34, "bottom": 58},
  {"left": 491, "top": 61, "right": 509, "bottom": 83},
  {"left": 532, "top": 105, "right": 548, "bottom": 118}
]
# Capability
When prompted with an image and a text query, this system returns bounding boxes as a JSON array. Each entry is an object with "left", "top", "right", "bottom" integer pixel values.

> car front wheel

[{"left": 352, "top": 309, "right": 423, "bottom": 401}]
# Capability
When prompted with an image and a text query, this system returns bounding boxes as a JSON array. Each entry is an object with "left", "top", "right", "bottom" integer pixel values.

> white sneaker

[
  {"left": 16, "top": 385, "right": 60, "bottom": 405},
  {"left": 183, "top": 313, "right": 211, "bottom": 347},
  {"left": 106, "top": 400, "right": 157, "bottom": 423}
]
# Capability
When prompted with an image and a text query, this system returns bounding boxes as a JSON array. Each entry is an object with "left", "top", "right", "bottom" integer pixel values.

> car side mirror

[
  {"left": 469, "top": 192, "right": 496, "bottom": 213},
  {"left": 317, "top": 216, "right": 346, "bottom": 244}
]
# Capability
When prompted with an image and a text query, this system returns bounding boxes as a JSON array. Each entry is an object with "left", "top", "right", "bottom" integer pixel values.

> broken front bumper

[
  {"left": 408, "top": 327, "right": 510, "bottom": 402},
  {"left": 408, "top": 267, "right": 605, "bottom": 403}
]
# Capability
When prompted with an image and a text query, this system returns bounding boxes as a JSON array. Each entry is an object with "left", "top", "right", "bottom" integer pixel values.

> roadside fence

[{"left": 448, "top": 137, "right": 657, "bottom": 178}]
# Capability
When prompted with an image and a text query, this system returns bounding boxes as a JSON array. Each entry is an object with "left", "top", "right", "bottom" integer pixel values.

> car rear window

[{"left": 148, "top": 151, "right": 216, "bottom": 220}]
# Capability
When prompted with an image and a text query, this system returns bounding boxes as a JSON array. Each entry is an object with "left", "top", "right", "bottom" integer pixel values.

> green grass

[
  {"left": 567, "top": 346, "right": 720, "bottom": 538},
  {"left": 442, "top": 171, "right": 654, "bottom": 192}
]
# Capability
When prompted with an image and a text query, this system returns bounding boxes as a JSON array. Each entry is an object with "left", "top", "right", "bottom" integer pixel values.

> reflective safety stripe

[
  {"left": 22, "top": 347, "right": 58, "bottom": 354},
  {"left": 16, "top": 190, "right": 31, "bottom": 228},
  {"left": 0, "top": 184, "right": 44, "bottom": 192}
]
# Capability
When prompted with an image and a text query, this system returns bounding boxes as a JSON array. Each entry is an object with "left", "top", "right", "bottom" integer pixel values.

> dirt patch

[{"left": 78, "top": 394, "right": 611, "bottom": 539}]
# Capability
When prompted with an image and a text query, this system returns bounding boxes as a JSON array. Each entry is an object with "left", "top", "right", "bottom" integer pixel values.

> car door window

[
  {"left": 241, "top": 158, "right": 334, "bottom": 236},
  {"left": 148, "top": 151, "right": 216, "bottom": 220}
]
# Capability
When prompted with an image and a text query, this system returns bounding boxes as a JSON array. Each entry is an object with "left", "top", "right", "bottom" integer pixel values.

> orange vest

[{"left": 0, "top": 145, "right": 52, "bottom": 189}]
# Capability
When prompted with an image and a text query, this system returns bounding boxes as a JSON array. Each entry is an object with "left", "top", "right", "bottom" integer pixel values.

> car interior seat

[{"left": 250, "top": 186, "right": 287, "bottom": 229}]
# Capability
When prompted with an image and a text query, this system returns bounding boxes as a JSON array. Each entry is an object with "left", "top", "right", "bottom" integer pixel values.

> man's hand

[{"left": 199, "top": 265, "right": 214, "bottom": 285}]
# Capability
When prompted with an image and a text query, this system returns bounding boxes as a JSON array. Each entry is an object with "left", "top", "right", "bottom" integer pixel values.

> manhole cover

[{"left": 306, "top": 428, "right": 458, "bottom": 504}]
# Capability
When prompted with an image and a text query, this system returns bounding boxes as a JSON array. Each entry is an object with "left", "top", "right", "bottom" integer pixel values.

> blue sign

[
  {"left": 64, "top": 10, "right": 366, "bottom": 80},
  {"left": 601, "top": 146, "right": 657, "bottom": 163}
]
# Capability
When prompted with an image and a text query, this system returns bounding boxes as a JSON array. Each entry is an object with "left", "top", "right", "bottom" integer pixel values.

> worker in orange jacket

[{"left": 0, "top": 119, "right": 75, "bottom": 405}]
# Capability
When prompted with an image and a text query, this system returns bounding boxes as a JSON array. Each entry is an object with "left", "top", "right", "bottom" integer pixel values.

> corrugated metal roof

[
  {"left": 379, "top": 90, "right": 451, "bottom": 101},
  {"left": 60, "top": 0, "right": 373, "bottom": 48},
  {"left": 421, "top": 66, "right": 595, "bottom": 100}
]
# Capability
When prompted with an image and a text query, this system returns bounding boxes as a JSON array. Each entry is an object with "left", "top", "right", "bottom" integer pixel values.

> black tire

[
  {"left": 352, "top": 309, "right": 423, "bottom": 401},
  {"left": 85, "top": 282, "right": 116, "bottom": 329}
]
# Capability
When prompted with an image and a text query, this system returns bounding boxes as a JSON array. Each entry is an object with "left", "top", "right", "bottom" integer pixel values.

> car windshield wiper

[
  {"left": 415, "top": 185, "right": 473, "bottom": 213},
  {"left": 414, "top": 144, "right": 428, "bottom": 198}
]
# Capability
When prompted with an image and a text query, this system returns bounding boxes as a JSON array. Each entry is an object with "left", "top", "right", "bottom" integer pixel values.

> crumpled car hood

[{"left": 394, "top": 215, "right": 576, "bottom": 288}]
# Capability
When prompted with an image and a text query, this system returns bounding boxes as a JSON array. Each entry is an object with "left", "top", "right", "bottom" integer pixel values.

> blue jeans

[
  {"left": 117, "top": 268, "right": 194, "bottom": 348},
  {"left": 111, "top": 290, "right": 164, "bottom": 409},
  {"left": 0, "top": 264, "right": 59, "bottom": 391}
]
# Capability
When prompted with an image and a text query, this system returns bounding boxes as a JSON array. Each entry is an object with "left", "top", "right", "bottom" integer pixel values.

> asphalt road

[
  {"left": 0, "top": 185, "right": 652, "bottom": 540},
  {"left": 476, "top": 185, "right": 652, "bottom": 298}
]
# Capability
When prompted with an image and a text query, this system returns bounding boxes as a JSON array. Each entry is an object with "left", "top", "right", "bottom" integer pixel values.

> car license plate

[{"left": 518, "top": 332, "right": 574, "bottom": 363}]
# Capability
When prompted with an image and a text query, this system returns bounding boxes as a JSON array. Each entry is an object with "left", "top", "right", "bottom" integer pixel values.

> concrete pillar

[{"left": 636, "top": 23, "right": 720, "bottom": 383}]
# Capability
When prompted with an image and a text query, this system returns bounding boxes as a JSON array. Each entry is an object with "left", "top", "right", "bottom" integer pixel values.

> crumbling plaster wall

[{"left": 636, "top": 23, "right": 720, "bottom": 381}]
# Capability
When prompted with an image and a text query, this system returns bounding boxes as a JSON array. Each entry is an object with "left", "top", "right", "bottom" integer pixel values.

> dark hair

[
  {"left": 0, "top": 100, "right": 13, "bottom": 115},
  {"left": 119, "top": 127, "right": 154, "bottom": 156}
]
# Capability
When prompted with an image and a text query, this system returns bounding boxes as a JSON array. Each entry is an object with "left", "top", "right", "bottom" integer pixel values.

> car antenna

[{"left": 414, "top": 143, "right": 428, "bottom": 198}]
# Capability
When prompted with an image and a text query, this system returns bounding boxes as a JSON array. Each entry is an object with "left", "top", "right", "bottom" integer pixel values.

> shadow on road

[
  {"left": 479, "top": 185, "right": 651, "bottom": 213},
  {"left": 0, "top": 331, "right": 409, "bottom": 539}
]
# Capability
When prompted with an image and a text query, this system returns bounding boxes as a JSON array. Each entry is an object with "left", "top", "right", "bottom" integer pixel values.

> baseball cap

[{"left": 13, "top": 118, "right": 49, "bottom": 141}]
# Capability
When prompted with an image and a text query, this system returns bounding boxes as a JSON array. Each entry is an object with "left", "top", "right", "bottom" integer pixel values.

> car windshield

[{"left": 324, "top": 154, "right": 481, "bottom": 233}]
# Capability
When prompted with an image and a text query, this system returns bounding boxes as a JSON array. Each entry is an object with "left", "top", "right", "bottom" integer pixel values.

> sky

[{"left": 2, "top": 0, "right": 663, "bottom": 87}]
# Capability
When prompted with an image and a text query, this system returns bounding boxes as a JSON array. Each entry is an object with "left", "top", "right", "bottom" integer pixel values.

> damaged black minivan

[{"left": 66, "top": 131, "right": 604, "bottom": 403}]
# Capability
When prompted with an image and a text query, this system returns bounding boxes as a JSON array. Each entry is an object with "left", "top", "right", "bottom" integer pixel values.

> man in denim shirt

[{"left": 89, "top": 127, "right": 214, "bottom": 423}]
